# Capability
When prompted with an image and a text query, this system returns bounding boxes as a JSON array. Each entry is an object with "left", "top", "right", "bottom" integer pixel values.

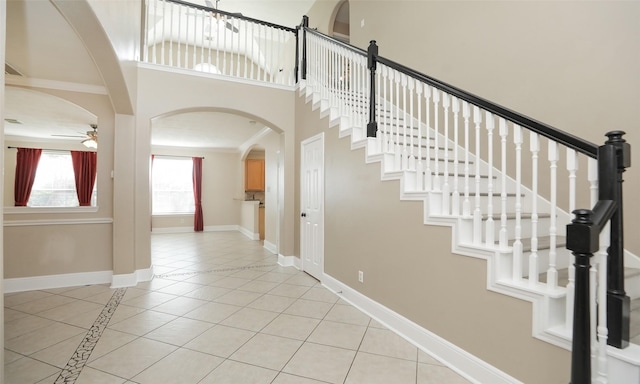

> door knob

[{"left": 301, "top": 212, "right": 307, "bottom": 217}]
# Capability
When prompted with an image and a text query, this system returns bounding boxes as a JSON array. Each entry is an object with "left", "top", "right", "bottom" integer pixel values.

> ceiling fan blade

[{"left": 225, "top": 21, "right": 239, "bottom": 33}]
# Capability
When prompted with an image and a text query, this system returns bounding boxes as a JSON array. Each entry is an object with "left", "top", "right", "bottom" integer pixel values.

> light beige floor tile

[
  {"left": 5, "top": 356, "right": 61, "bottom": 384},
  {"left": 75, "top": 366, "right": 127, "bottom": 384},
  {"left": 209, "top": 276, "right": 252, "bottom": 289},
  {"left": 230, "top": 333, "right": 303, "bottom": 371},
  {"left": 120, "top": 287, "right": 149, "bottom": 302},
  {"left": 183, "top": 285, "right": 231, "bottom": 300},
  {"left": 199, "top": 359, "right": 278, "bottom": 384},
  {"left": 359, "top": 327, "right": 418, "bottom": 361},
  {"left": 283, "top": 342, "right": 356, "bottom": 384},
  {"left": 5, "top": 321, "right": 86, "bottom": 355},
  {"left": 229, "top": 268, "right": 267, "bottom": 279},
  {"left": 84, "top": 290, "right": 121, "bottom": 305},
  {"left": 183, "top": 273, "right": 227, "bottom": 285},
  {"left": 269, "top": 284, "right": 311, "bottom": 299},
  {"left": 135, "top": 278, "right": 181, "bottom": 291},
  {"left": 214, "top": 289, "right": 262, "bottom": 306},
  {"left": 220, "top": 307, "right": 279, "bottom": 331},
  {"left": 36, "top": 372, "right": 63, "bottom": 384},
  {"left": 132, "top": 348, "right": 223, "bottom": 384},
  {"left": 261, "top": 314, "right": 321, "bottom": 340},
  {"left": 368, "top": 318, "right": 388, "bottom": 329},
  {"left": 4, "top": 349, "right": 22, "bottom": 365},
  {"left": 4, "top": 308, "right": 29, "bottom": 323},
  {"left": 183, "top": 301, "right": 242, "bottom": 323},
  {"left": 237, "top": 280, "right": 280, "bottom": 294},
  {"left": 30, "top": 333, "right": 85, "bottom": 368},
  {"left": 87, "top": 329, "right": 138, "bottom": 363},
  {"left": 107, "top": 310, "right": 176, "bottom": 336},
  {"left": 283, "top": 299, "right": 333, "bottom": 319},
  {"left": 307, "top": 320, "right": 367, "bottom": 350},
  {"left": 62, "top": 307, "right": 105, "bottom": 329},
  {"left": 4, "top": 290, "right": 53, "bottom": 307},
  {"left": 284, "top": 273, "right": 319, "bottom": 287},
  {"left": 271, "top": 373, "right": 328, "bottom": 384},
  {"left": 61, "top": 284, "right": 113, "bottom": 299},
  {"left": 345, "top": 351, "right": 417, "bottom": 384},
  {"left": 418, "top": 349, "right": 444, "bottom": 366},
  {"left": 87, "top": 337, "right": 177, "bottom": 379},
  {"left": 10, "top": 294, "right": 76, "bottom": 314},
  {"left": 156, "top": 281, "right": 203, "bottom": 296},
  {"left": 300, "top": 287, "right": 340, "bottom": 303},
  {"left": 184, "top": 324, "right": 255, "bottom": 357},
  {"left": 37, "top": 299, "right": 104, "bottom": 322},
  {"left": 417, "top": 362, "right": 472, "bottom": 384},
  {"left": 257, "top": 272, "right": 295, "bottom": 283},
  {"left": 248, "top": 294, "right": 297, "bottom": 313},
  {"left": 120, "top": 291, "right": 178, "bottom": 309},
  {"left": 107, "top": 304, "right": 147, "bottom": 325},
  {"left": 144, "top": 317, "right": 214, "bottom": 346},
  {"left": 5, "top": 314, "right": 55, "bottom": 339},
  {"left": 150, "top": 296, "right": 208, "bottom": 316},
  {"left": 324, "top": 304, "right": 371, "bottom": 326}
]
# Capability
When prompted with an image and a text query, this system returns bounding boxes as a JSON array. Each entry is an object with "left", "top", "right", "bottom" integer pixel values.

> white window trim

[{"left": 4, "top": 206, "right": 99, "bottom": 214}]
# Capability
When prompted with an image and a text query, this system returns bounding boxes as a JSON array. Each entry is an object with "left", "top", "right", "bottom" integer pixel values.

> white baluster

[
  {"left": 565, "top": 148, "right": 579, "bottom": 330},
  {"left": 168, "top": 3, "right": 174, "bottom": 66},
  {"left": 394, "top": 71, "right": 401, "bottom": 171},
  {"left": 451, "top": 97, "right": 461, "bottom": 216},
  {"left": 513, "top": 125, "right": 523, "bottom": 281},
  {"left": 416, "top": 82, "right": 424, "bottom": 190},
  {"left": 589, "top": 157, "right": 598, "bottom": 206},
  {"left": 424, "top": 84, "right": 432, "bottom": 190},
  {"left": 473, "top": 106, "right": 482, "bottom": 244},
  {"left": 499, "top": 118, "right": 508, "bottom": 250},
  {"left": 383, "top": 66, "right": 390, "bottom": 153},
  {"left": 485, "top": 112, "right": 495, "bottom": 247},
  {"left": 529, "top": 132, "right": 540, "bottom": 286},
  {"left": 148, "top": 0, "right": 155, "bottom": 63},
  {"left": 376, "top": 62, "right": 382, "bottom": 151},
  {"left": 194, "top": 12, "right": 199, "bottom": 70},
  {"left": 401, "top": 74, "right": 409, "bottom": 170},
  {"left": 408, "top": 78, "right": 416, "bottom": 171},
  {"left": 595, "top": 222, "right": 610, "bottom": 384},
  {"left": 442, "top": 93, "right": 451, "bottom": 215},
  {"left": 243, "top": 20, "right": 248, "bottom": 79},
  {"left": 216, "top": 10, "right": 221, "bottom": 73},
  {"left": 462, "top": 101, "right": 471, "bottom": 217},
  {"left": 207, "top": 16, "right": 213, "bottom": 71},
  {"left": 177, "top": 5, "right": 182, "bottom": 68},
  {"left": 546, "top": 140, "right": 559, "bottom": 289},
  {"left": 432, "top": 89, "right": 441, "bottom": 191}
]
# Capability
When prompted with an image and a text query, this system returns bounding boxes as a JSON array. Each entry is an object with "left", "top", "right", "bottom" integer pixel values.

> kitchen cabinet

[{"left": 245, "top": 159, "right": 265, "bottom": 191}]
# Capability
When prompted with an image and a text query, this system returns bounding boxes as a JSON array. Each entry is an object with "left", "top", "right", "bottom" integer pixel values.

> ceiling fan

[
  {"left": 203, "top": 0, "right": 242, "bottom": 33},
  {"left": 51, "top": 124, "right": 98, "bottom": 149}
]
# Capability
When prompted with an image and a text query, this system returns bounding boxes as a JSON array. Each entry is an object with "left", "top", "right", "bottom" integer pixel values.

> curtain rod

[
  {"left": 153, "top": 154, "right": 205, "bottom": 159},
  {"left": 6, "top": 146, "right": 96, "bottom": 153}
]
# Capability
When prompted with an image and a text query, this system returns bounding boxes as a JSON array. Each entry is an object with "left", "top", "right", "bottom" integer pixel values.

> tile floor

[{"left": 5, "top": 231, "right": 471, "bottom": 384}]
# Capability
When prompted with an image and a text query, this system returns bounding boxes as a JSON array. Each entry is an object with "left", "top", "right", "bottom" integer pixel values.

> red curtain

[
  {"left": 192, "top": 157, "right": 204, "bottom": 232},
  {"left": 70, "top": 151, "right": 97, "bottom": 206},
  {"left": 14, "top": 148, "right": 43, "bottom": 206}
]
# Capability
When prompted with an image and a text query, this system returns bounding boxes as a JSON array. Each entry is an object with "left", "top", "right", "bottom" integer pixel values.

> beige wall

[
  {"left": 295, "top": 92, "right": 570, "bottom": 383},
  {"left": 348, "top": 0, "right": 640, "bottom": 255}
]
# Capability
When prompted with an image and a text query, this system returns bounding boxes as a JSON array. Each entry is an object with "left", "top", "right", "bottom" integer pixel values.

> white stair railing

[{"left": 143, "top": 0, "right": 297, "bottom": 86}]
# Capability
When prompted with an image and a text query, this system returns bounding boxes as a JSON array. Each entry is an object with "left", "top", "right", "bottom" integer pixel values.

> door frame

[{"left": 300, "top": 132, "right": 325, "bottom": 280}]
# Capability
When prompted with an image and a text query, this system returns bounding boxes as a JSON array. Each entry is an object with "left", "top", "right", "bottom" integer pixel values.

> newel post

[
  {"left": 601, "top": 130, "right": 631, "bottom": 348},
  {"left": 366, "top": 40, "right": 378, "bottom": 138},
  {"left": 301, "top": 15, "right": 309, "bottom": 80},
  {"left": 567, "top": 209, "right": 597, "bottom": 384}
]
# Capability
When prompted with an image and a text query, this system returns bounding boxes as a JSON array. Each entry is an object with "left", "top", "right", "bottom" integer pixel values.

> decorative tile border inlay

[
  {"left": 54, "top": 287, "right": 127, "bottom": 384},
  {"left": 154, "top": 263, "right": 276, "bottom": 279}
]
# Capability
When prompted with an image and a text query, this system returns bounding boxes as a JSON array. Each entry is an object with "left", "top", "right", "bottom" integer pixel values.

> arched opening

[{"left": 332, "top": 0, "right": 350, "bottom": 43}]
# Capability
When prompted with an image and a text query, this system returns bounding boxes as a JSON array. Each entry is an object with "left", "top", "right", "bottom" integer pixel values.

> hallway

[{"left": 5, "top": 231, "right": 470, "bottom": 383}]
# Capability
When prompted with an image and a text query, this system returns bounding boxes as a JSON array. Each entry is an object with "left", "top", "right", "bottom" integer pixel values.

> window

[
  {"left": 29, "top": 151, "right": 97, "bottom": 207},
  {"left": 152, "top": 157, "right": 194, "bottom": 214}
]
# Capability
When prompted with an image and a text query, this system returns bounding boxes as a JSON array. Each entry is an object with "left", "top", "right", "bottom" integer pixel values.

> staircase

[{"left": 298, "top": 30, "right": 640, "bottom": 383}]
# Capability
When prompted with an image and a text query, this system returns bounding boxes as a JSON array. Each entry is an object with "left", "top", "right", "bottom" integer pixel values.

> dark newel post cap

[
  {"left": 367, "top": 40, "right": 378, "bottom": 70},
  {"left": 567, "top": 209, "right": 599, "bottom": 254},
  {"left": 302, "top": 15, "right": 309, "bottom": 27},
  {"left": 572, "top": 209, "right": 593, "bottom": 225},
  {"left": 605, "top": 130, "right": 631, "bottom": 169}
]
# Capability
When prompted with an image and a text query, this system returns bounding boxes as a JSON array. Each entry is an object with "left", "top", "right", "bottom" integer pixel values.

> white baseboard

[
  {"left": 322, "top": 274, "right": 522, "bottom": 384},
  {"left": 4, "top": 270, "right": 113, "bottom": 293},
  {"left": 239, "top": 226, "right": 259, "bottom": 240},
  {"left": 278, "top": 254, "right": 301, "bottom": 269},
  {"left": 111, "top": 266, "right": 154, "bottom": 288},
  {"left": 263, "top": 240, "right": 277, "bottom": 254}
]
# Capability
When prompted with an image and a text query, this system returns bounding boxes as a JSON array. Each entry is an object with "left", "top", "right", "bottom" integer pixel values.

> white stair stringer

[{"left": 298, "top": 80, "right": 640, "bottom": 382}]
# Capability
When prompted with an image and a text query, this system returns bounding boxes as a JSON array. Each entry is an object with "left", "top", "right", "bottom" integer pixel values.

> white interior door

[{"left": 300, "top": 133, "right": 324, "bottom": 281}]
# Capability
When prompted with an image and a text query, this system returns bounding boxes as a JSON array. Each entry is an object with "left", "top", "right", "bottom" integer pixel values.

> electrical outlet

[{"left": 358, "top": 271, "right": 364, "bottom": 283}]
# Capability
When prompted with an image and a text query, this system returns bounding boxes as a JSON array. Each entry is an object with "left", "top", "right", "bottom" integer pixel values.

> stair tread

[{"left": 512, "top": 235, "right": 567, "bottom": 252}]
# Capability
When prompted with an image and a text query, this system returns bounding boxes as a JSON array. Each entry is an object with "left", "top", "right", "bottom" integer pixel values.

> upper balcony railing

[{"left": 142, "top": 0, "right": 298, "bottom": 86}]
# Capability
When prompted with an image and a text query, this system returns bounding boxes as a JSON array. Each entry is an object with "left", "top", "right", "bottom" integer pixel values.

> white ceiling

[{"left": 3, "top": 0, "right": 323, "bottom": 150}]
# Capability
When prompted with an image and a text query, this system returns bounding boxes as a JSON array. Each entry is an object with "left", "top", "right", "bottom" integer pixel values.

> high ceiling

[{"left": 3, "top": 0, "right": 323, "bottom": 150}]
